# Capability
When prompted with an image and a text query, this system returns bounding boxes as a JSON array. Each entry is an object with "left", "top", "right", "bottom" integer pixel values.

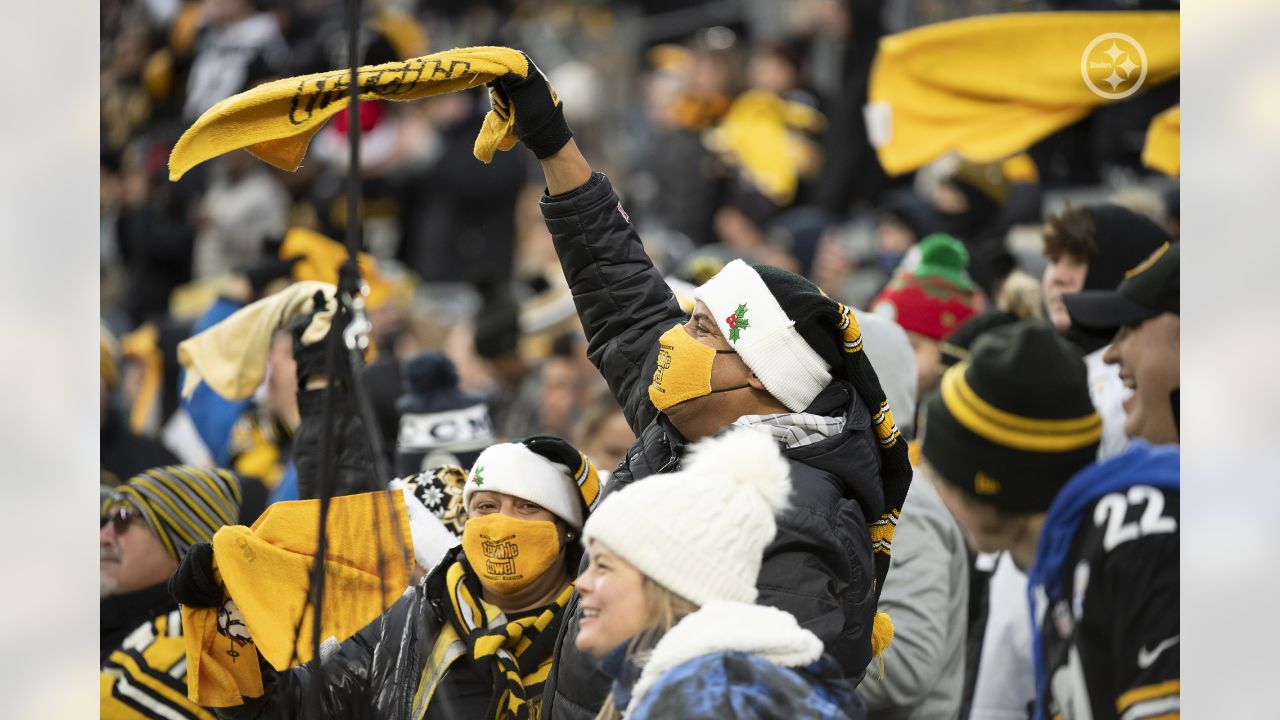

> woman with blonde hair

[{"left": 572, "top": 428, "right": 865, "bottom": 720}]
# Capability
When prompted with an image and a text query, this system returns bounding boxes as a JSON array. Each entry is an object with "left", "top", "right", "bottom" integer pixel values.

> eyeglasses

[{"left": 102, "top": 504, "right": 142, "bottom": 533}]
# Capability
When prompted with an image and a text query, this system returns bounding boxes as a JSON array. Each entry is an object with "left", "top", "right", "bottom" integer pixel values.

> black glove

[
  {"left": 489, "top": 52, "right": 573, "bottom": 159},
  {"left": 168, "top": 542, "right": 223, "bottom": 608}
]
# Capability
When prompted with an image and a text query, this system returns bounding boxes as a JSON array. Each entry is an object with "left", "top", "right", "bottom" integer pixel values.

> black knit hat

[
  {"left": 921, "top": 320, "right": 1101, "bottom": 514},
  {"left": 744, "top": 263, "right": 914, "bottom": 602},
  {"left": 938, "top": 310, "right": 1022, "bottom": 368},
  {"left": 395, "top": 352, "right": 495, "bottom": 478},
  {"left": 1081, "top": 204, "right": 1171, "bottom": 292}
]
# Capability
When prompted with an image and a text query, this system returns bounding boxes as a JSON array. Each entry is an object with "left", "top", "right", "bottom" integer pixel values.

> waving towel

[
  {"left": 867, "top": 12, "right": 1179, "bottom": 175},
  {"left": 177, "top": 281, "right": 336, "bottom": 401},
  {"left": 169, "top": 46, "right": 529, "bottom": 180},
  {"left": 182, "top": 490, "right": 413, "bottom": 706}
]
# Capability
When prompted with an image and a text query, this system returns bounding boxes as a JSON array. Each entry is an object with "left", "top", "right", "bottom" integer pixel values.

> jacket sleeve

[
  {"left": 540, "top": 173, "right": 686, "bottom": 435},
  {"left": 857, "top": 478, "right": 967, "bottom": 710},
  {"left": 214, "top": 593, "right": 417, "bottom": 720}
]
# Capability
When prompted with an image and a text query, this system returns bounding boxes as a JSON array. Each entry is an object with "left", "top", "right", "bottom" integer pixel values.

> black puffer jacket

[
  {"left": 215, "top": 543, "right": 583, "bottom": 719},
  {"left": 539, "top": 174, "right": 889, "bottom": 720}
]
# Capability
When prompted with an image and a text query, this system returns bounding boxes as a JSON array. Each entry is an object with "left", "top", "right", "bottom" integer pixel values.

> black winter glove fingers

[
  {"left": 490, "top": 52, "right": 572, "bottom": 159},
  {"left": 168, "top": 542, "right": 223, "bottom": 608}
]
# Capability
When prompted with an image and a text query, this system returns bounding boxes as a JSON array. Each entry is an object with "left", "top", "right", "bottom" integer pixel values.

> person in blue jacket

[{"left": 573, "top": 427, "right": 866, "bottom": 720}]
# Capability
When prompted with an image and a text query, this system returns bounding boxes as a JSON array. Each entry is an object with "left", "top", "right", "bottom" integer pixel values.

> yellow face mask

[
  {"left": 648, "top": 324, "right": 749, "bottom": 412},
  {"left": 461, "top": 513, "right": 562, "bottom": 595}
]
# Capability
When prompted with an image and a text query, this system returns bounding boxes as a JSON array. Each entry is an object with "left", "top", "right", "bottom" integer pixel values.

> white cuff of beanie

[{"left": 694, "top": 259, "right": 831, "bottom": 412}]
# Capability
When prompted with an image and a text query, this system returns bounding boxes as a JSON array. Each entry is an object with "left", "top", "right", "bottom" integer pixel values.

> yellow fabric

[
  {"left": 1000, "top": 153, "right": 1040, "bottom": 184},
  {"left": 870, "top": 611, "right": 894, "bottom": 657},
  {"left": 181, "top": 597, "right": 264, "bottom": 707},
  {"left": 1116, "top": 679, "right": 1180, "bottom": 713},
  {"left": 102, "top": 610, "right": 217, "bottom": 719},
  {"left": 182, "top": 490, "right": 413, "bottom": 705},
  {"left": 704, "top": 90, "right": 826, "bottom": 205},
  {"left": 169, "top": 46, "right": 529, "bottom": 180},
  {"left": 372, "top": 7, "right": 429, "bottom": 60},
  {"left": 420, "top": 560, "right": 573, "bottom": 719},
  {"left": 867, "top": 12, "right": 1180, "bottom": 175},
  {"left": 648, "top": 324, "right": 716, "bottom": 411},
  {"left": 177, "top": 281, "right": 336, "bottom": 401},
  {"left": 280, "top": 227, "right": 393, "bottom": 309},
  {"left": 940, "top": 364, "right": 1103, "bottom": 452},
  {"left": 1142, "top": 105, "right": 1180, "bottom": 176},
  {"left": 120, "top": 322, "right": 164, "bottom": 434},
  {"left": 461, "top": 514, "right": 561, "bottom": 595},
  {"left": 101, "top": 325, "right": 120, "bottom": 388}
]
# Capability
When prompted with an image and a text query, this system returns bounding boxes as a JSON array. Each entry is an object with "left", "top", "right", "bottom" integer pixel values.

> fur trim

[{"left": 626, "top": 601, "right": 824, "bottom": 715}]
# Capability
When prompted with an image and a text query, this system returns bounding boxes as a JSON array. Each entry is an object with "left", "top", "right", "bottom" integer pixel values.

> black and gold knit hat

[
  {"left": 921, "top": 321, "right": 1100, "bottom": 513},
  {"left": 102, "top": 466, "right": 242, "bottom": 561}
]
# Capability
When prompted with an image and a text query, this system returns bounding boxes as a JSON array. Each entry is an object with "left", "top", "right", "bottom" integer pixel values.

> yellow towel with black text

[
  {"left": 868, "top": 12, "right": 1179, "bottom": 175},
  {"left": 169, "top": 46, "right": 528, "bottom": 180},
  {"left": 182, "top": 491, "right": 413, "bottom": 705}
]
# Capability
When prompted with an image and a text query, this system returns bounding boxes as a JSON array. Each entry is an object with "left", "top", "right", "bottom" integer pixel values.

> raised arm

[{"left": 492, "top": 56, "right": 685, "bottom": 432}]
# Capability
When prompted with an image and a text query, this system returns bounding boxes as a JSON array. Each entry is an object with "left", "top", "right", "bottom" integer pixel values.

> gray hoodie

[{"left": 854, "top": 312, "right": 968, "bottom": 720}]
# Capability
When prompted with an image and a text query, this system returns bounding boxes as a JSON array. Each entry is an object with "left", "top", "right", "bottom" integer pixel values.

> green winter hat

[{"left": 912, "top": 234, "right": 978, "bottom": 291}]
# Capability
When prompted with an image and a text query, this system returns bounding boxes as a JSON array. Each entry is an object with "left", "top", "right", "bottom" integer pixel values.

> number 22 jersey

[{"left": 1030, "top": 442, "right": 1179, "bottom": 720}]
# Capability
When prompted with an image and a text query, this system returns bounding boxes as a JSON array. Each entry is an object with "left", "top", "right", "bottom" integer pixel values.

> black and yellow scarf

[{"left": 414, "top": 559, "right": 573, "bottom": 719}]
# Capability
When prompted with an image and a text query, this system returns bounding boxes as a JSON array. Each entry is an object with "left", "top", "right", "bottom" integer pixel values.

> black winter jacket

[
  {"left": 539, "top": 174, "right": 889, "bottom": 720},
  {"left": 215, "top": 544, "right": 582, "bottom": 719}
]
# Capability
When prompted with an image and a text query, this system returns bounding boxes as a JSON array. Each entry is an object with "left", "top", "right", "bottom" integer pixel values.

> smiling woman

[{"left": 573, "top": 428, "right": 864, "bottom": 720}]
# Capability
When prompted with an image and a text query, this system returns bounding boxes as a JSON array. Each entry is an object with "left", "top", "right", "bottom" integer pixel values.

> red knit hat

[{"left": 871, "top": 234, "right": 981, "bottom": 340}]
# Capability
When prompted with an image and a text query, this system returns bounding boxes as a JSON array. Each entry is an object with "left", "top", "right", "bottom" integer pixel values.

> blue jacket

[
  {"left": 628, "top": 652, "right": 863, "bottom": 720},
  {"left": 599, "top": 601, "right": 865, "bottom": 720}
]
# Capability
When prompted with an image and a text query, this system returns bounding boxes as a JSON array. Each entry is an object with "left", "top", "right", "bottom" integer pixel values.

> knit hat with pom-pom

[
  {"left": 871, "top": 233, "right": 982, "bottom": 340},
  {"left": 581, "top": 427, "right": 792, "bottom": 606},
  {"left": 395, "top": 352, "right": 495, "bottom": 478}
]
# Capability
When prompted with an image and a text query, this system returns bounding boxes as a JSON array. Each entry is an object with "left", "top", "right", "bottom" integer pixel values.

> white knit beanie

[
  {"left": 462, "top": 443, "right": 586, "bottom": 529},
  {"left": 692, "top": 259, "right": 832, "bottom": 412},
  {"left": 581, "top": 427, "right": 792, "bottom": 606}
]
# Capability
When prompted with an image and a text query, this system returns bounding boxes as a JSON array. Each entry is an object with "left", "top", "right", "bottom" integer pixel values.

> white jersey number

[{"left": 1093, "top": 485, "right": 1177, "bottom": 552}]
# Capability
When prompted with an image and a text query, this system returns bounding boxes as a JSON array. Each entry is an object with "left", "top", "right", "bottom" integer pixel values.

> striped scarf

[{"left": 426, "top": 559, "right": 573, "bottom": 719}]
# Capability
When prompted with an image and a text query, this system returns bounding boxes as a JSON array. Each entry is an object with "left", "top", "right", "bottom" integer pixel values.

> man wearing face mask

[
  {"left": 172, "top": 435, "right": 601, "bottom": 720},
  {"left": 484, "top": 53, "right": 914, "bottom": 720}
]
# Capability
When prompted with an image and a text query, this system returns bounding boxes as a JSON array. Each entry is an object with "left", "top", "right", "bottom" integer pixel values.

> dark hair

[{"left": 1042, "top": 204, "right": 1097, "bottom": 262}]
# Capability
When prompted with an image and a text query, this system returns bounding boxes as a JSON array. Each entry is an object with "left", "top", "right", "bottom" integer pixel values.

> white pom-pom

[{"left": 684, "top": 427, "right": 792, "bottom": 512}]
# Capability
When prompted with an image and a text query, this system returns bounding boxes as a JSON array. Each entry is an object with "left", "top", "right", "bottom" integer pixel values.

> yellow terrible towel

[
  {"left": 169, "top": 46, "right": 528, "bottom": 181},
  {"left": 177, "top": 281, "right": 336, "bottom": 401},
  {"left": 1142, "top": 104, "right": 1179, "bottom": 176},
  {"left": 183, "top": 490, "right": 413, "bottom": 706},
  {"left": 867, "top": 12, "right": 1180, "bottom": 175}
]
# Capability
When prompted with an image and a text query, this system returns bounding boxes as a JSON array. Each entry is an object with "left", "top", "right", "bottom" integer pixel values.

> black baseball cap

[{"left": 1062, "top": 242, "right": 1179, "bottom": 331}]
